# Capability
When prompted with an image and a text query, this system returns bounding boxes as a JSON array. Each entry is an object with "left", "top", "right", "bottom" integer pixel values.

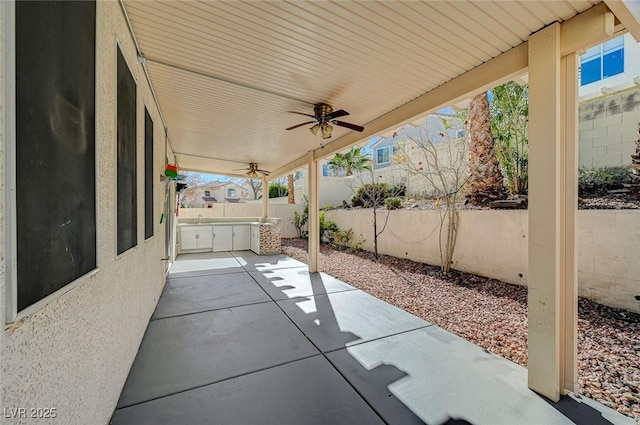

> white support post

[
  {"left": 261, "top": 176, "right": 268, "bottom": 219},
  {"left": 560, "top": 52, "right": 579, "bottom": 394},
  {"left": 307, "top": 152, "right": 319, "bottom": 273},
  {"left": 527, "top": 22, "right": 563, "bottom": 402}
]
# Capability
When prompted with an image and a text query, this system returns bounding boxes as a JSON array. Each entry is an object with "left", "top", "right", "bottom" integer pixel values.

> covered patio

[
  {"left": 110, "top": 252, "right": 632, "bottom": 424},
  {"left": 4, "top": 2, "right": 640, "bottom": 424}
]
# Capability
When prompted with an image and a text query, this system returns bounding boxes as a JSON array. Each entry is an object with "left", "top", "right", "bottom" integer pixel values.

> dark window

[
  {"left": 15, "top": 0, "right": 97, "bottom": 311},
  {"left": 117, "top": 47, "right": 137, "bottom": 254},
  {"left": 144, "top": 108, "right": 154, "bottom": 240}
]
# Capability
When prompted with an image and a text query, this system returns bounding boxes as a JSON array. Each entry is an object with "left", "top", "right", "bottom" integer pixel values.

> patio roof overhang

[
  {"left": 122, "top": 0, "right": 623, "bottom": 179},
  {"left": 120, "top": 0, "right": 640, "bottom": 406}
]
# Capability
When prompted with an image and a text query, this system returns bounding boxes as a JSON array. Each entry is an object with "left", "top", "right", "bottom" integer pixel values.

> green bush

[
  {"left": 319, "top": 209, "right": 339, "bottom": 243},
  {"left": 389, "top": 183, "right": 406, "bottom": 197},
  {"left": 578, "top": 166, "right": 628, "bottom": 196},
  {"left": 385, "top": 197, "right": 402, "bottom": 210},
  {"left": 351, "top": 183, "right": 390, "bottom": 207},
  {"left": 268, "top": 182, "right": 288, "bottom": 198}
]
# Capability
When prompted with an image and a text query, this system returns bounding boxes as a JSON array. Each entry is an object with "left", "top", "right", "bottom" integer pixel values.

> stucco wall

[
  {"left": 325, "top": 209, "right": 640, "bottom": 313},
  {"left": 1, "top": 3, "right": 169, "bottom": 424}
]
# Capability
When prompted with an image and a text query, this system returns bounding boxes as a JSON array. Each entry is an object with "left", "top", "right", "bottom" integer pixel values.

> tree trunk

[
  {"left": 287, "top": 174, "right": 295, "bottom": 204},
  {"left": 631, "top": 123, "right": 640, "bottom": 184},
  {"left": 466, "top": 92, "right": 504, "bottom": 203}
]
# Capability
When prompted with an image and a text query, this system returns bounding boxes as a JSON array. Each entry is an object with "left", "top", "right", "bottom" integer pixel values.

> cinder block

[
  {"left": 606, "top": 142, "right": 634, "bottom": 158},
  {"left": 595, "top": 114, "right": 622, "bottom": 128},
  {"left": 592, "top": 153, "right": 623, "bottom": 167},
  {"left": 592, "top": 134, "right": 621, "bottom": 147},
  {"left": 581, "top": 126, "right": 607, "bottom": 139},
  {"left": 578, "top": 120, "right": 593, "bottom": 131},
  {"left": 621, "top": 110, "right": 640, "bottom": 124}
]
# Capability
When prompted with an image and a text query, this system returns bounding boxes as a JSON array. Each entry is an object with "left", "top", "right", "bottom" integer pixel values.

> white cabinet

[
  {"left": 212, "top": 226, "right": 233, "bottom": 252},
  {"left": 250, "top": 225, "right": 260, "bottom": 253},
  {"left": 180, "top": 226, "right": 213, "bottom": 251},
  {"left": 232, "top": 225, "right": 251, "bottom": 251}
]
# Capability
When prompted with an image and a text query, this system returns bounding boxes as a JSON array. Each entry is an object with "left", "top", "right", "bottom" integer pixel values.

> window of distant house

[
  {"left": 204, "top": 190, "right": 211, "bottom": 196},
  {"left": 322, "top": 164, "right": 330, "bottom": 176},
  {"left": 376, "top": 147, "right": 391, "bottom": 164},
  {"left": 228, "top": 188, "right": 236, "bottom": 197},
  {"left": 580, "top": 36, "right": 624, "bottom": 86}
]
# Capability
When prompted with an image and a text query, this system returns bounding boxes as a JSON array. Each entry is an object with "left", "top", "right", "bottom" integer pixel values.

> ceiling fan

[
  {"left": 233, "top": 163, "right": 270, "bottom": 178},
  {"left": 286, "top": 103, "right": 364, "bottom": 139}
]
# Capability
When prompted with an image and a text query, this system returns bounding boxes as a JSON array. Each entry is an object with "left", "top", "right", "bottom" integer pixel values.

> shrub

[
  {"left": 319, "top": 209, "right": 339, "bottom": 243},
  {"left": 385, "top": 197, "right": 402, "bottom": 210},
  {"left": 331, "top": 228, "right": 365, "bottom": 252},
  {"left": 351, "top": 183, "right": 390, "bottom": 207},
  {"left": 578, "top": 166, "right": 628, "bottom": 196},
  {"left": 389, "top": 183, "right": 406, "bottom": 197},
  {"left": 291, "top": 196, "right": 309, "bottom": 238},
  {"left": 268, "top": 182, "right": 288, "bottom": 198}
]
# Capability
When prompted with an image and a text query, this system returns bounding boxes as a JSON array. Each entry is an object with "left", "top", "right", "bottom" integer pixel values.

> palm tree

[
  {"left": 287, "top": 173, "right": 295, "bottom": 204},
  {"left": 465, "top": 91, "right": 504, "bottom": 203},
  {"left": 327, "top": 146, "right": 371, "bottom": 177}
]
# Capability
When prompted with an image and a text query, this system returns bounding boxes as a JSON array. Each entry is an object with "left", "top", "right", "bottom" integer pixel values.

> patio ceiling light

[
  {"left": 321, "top": 122, "right": 333, "bottom": 139},
  {"left": 309, "top": 124, "right": 320, "bottom": 136}
]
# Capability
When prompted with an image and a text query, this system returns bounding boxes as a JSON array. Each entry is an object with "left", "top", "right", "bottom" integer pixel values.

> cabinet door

[
  {"left": 180, "top": 230, "right": 198, "bottom": 251},
  {"left": 250, "top": 226, "right": 259, "bottom": 253},
  {"left": 232, "top": 225, "right": 251, "bottom": 251},
  {"left": 212, "top": 226, "right": 233, "bottom": 252},
  {"left": 197, "top": 227, "right": 213, "bottom": 250}
]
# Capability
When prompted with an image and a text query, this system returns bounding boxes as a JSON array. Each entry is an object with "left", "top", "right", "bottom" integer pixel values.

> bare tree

[
  {"left": 179, "top": 172, "right": 208, "bottom": 207},
  {"left": 352, "top": 169, "right": 405, "bottom": 259},
  {"left": 394, "top": 118, "right": 470, "bottom": 273},
  {"left": 243, "top": 178, "right": 262, "bottom": 200}
]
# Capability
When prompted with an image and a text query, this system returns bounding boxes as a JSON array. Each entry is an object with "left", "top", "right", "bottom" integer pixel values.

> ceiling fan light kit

[
  {"left": 287, "top": 103, "right": 364, "bottom": 139},
  {"left": 233, "top": 162, "right": 270, "bottom": 178}
]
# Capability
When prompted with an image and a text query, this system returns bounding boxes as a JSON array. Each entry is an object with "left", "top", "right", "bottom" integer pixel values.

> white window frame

[{"left": 376, "top": 146, "right": 391, "bottom": 165}]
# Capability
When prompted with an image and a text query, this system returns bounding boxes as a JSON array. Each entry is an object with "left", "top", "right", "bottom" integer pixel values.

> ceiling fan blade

[
  {"left": 326, "top": 109, "right": 349, "bottom": 120},
  {"left": 286, "top": 121, "right": 316, "bottom": 131},
  {"left": 287, "top": 111, "right": 316, "bottom": 118},
  {"left": 233, "top": 168, "right": 249, "bottom": 171},
  {"left": 258, "top": 170, "right": 270, "bottom": 176},
  {"left": 333, "top": 120, "right": 364, "bottom": 132}
]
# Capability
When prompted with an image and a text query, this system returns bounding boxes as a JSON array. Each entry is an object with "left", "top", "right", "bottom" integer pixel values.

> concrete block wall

[
  {"left": 325, "top": 209, "right": 640, "bottom": 314},
  {"left": 579, "top": 88, "right": 640, "bottom": 167}
]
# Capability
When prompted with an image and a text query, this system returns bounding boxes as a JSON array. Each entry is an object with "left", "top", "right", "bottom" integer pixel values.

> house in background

[
  {"left": 577, "top": 33, "right": 640, "bottom": 168},
  {"left": 183, "top": 180, "right": 253, "bottom": 207},
  {"left": 293, "top": 113, "right": 467, "bottom": 205},
  {"left": 369, "top": 113, "right": 467, "bottom": 198}
]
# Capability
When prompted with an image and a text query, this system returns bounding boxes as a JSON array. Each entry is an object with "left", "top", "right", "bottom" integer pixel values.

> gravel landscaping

[{"left": 281, "top": 238, "right": 640, "bottom": 422}]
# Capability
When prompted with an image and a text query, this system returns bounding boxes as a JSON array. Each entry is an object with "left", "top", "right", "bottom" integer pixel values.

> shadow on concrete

[
  {"left": 543, "top": 393, "right": 623, "bottom": 425},
  {"left": 255, "top": 264, "right": 472, "bottom": 425}
]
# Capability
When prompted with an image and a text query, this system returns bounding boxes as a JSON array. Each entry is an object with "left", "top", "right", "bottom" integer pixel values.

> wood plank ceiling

[{"left": 123, "top": 0, "right": 600, "bottom": 177}]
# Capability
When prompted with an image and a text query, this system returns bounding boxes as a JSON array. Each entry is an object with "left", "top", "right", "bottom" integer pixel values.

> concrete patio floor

[{"left": 110, "top": 252, "right": 634, "bottom": 425}]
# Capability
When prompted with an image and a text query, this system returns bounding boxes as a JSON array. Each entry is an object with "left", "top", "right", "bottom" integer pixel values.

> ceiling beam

[
  {"left": 561, "top": 3, "right": 614, "bottom": 56},
  {"left": 604, "top": 0, "right": 640, "bottom": 42}
]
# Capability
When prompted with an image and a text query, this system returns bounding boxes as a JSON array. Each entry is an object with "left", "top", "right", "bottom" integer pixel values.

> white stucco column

[
  {"left": 308, "top": 152, "right": 319, "bottom": 272},
  {"left": 528, "top": 22, "right": 578, "bottom": 401},
  {"left": 261, "top": 176, "right": 268, "bottom": 219}
]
